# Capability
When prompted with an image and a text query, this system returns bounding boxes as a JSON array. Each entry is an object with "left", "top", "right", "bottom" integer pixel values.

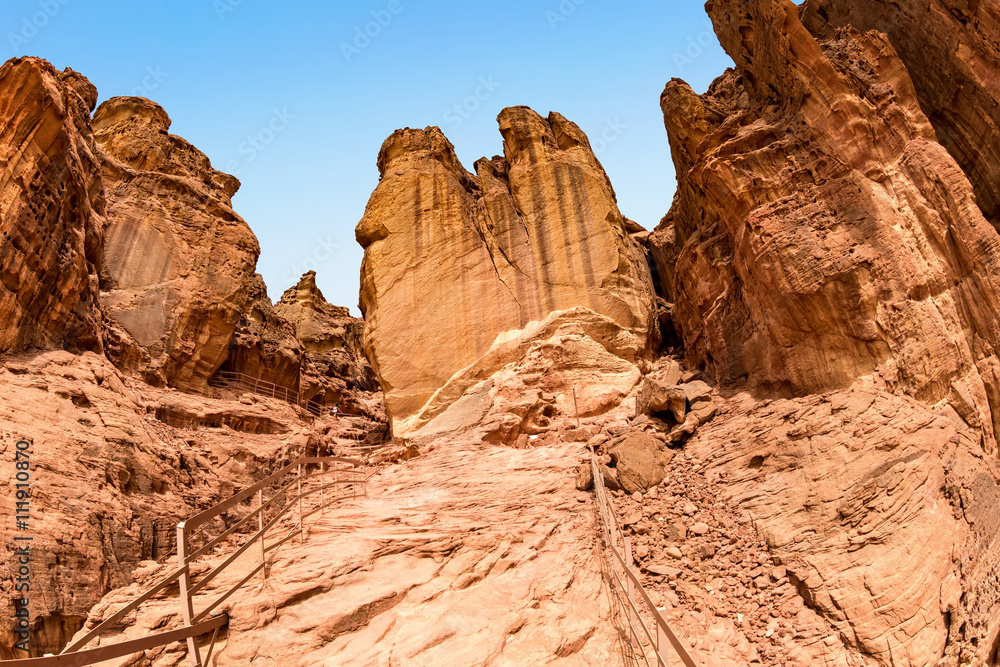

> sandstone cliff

[
  {"left": 0, "top": 58, "right": 105, "bottom": 355},
  {"left": 94, "top": 96, "right": 260, "bottom": 394},
  {"left": 651, "top": 0, "right": 1000, "bottom": 458},
  {"left": 357, "top": 108, "right": 656, "bottom": 436},
  {"left": 648, "top": 0, "right": 1000, "bottom": 663},
  {"left": 805, "top": 0, "right": 1000, "bottom": 231}
]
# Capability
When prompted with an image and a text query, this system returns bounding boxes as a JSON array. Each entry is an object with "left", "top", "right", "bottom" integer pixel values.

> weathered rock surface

[
  {"left": 0, "top": 57, "right": 105, "bottom": 355},
  {"left": 0, "top": 350, "right": 321, "bottom": 658},
  {"left": 407, "top": 310, "right": 644, "bottom": 445},
  {"left": 357, "top": 107, "right": 656, "bottom": 436},
  {"left": 94, "top": 96, "right": 260, "bottom": 393},
  {"left": 220, "top": 273, "right": 305, "bottom": 394},
  {"left": 68, "top": 442, "right": 622, "bottom": 666},
  {"left": 651, "top": 0, "right": 1000, "bottom": 457},
  {"left": 607, "top": 431, "right": 674, "bottom": 493},
  {"left": 805, "top": 0, "right": 1000, "bottom": 230},
  {"left": 682, "top": 385, "right": 1000, "bottom": 667},
  {"left": 275, "top": 271, "right": 380, "bottom": 416}
]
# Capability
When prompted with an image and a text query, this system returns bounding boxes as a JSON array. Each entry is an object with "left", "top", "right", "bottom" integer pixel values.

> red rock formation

[
  {"left": 805, "top": 0, "right": 1000, "bottom": 230},
  {"left": 220, "top": 273, "right": 304, "bottom": 394},
  {"left": 274, "top": 271, "right": 378, "bottom": 406},
  {"left": 0, "top": 58, "right": 105, "bottom": 354},
  {"left": 651, "top": 0, "right": 1000, "bottom": 457},
  {"left": 357, "top": 108, "right": 656, "bottom": 435},
  {"left": 0, "top": 350, "right": 322, "bottom": 658},
  {"left": 94, "top": 96, "right": 260, "bottom": 394}
]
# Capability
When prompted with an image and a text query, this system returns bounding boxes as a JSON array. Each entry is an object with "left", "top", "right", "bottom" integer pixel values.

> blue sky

[{"left": 3, "top": 0, "right": 733, "bottom": 314}]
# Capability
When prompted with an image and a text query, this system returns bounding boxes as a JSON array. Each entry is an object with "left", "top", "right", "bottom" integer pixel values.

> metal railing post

[
  {"left": 176, "top": 522, "right": 203, "bottom": 666},
  {"left": 624, "top": 536, "right": 638, "bottom": 648},
  {"left": 320, "top": 462, "right": 326, "bottom": 515},
  {"left": 657, "top": 614, "right": 670, "bottom": 667},
  {"left": 298, "top": 464, "right": 304, "bottom": 544},
  {"left": 257, "top": 489, "right": 266, "bottom": 581}
]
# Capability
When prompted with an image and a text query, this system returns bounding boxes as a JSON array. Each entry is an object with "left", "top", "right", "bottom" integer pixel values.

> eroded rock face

[
  {"left": 0, "top": 58, "right": 105, "bottom": 355},
  {"left": 221, "top": 273, "right": 304, "bottom": 395},
  {"left": 357, "top": 108, "right": 656, "bottom": 435},
  {"left": 687, "top": 386, "right": 1000, "bottom": 667},
  {"left": 68, "top": 441, "right": 622, "bottom": 667},
  {"left": 805, "top": 0, "right": 1000, "bottom": 230},
  {"left": 0, "top": 350, "right": 321, "bottom": 658},
  {"left": 651, "top": 0, "right": 1000, "bottom": 456},
  {"left": 94, "top": 96, "right": 260, "bottom": 394},
  {"left": 274, "top": 271, "right": 379, "bottom": 414}
]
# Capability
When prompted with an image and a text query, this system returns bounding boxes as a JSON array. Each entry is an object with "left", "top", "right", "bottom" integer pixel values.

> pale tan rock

[
  {"left": 357, "top": 108, "right": 656, "bottom": 435},
  {"left": 0, "top": 58, "right": 106, "bottom": 355},
  {"left": 67, "top": 442, "right": 623, "bottom": 666},
  {"left": 94, "top": 96, "right": 260, "bottom": 393},
  {"left": 406, "top": 310, "right": 642, "bottom": 444}
]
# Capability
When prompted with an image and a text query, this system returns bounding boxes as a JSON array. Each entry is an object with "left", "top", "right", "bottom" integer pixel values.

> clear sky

[{"left": 3, "top": 0, "right": 734, "bottom": 314}]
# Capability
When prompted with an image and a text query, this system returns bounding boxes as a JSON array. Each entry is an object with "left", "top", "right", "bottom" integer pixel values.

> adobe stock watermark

[
  {"left": 591, "top": 117, "right": 627, "bottom": 156},
  {"left": 213, "top": 0, "right": 244, "bottom": 21},
  {"left": 7, "top": 0, "right": 72, "bottom": 54},
  {"left": 671, "top": 20, "right": 716, "bottom": 75},
  {"left": 282, "top": 235, "right": 341, "bottom": 285},
  {"left": 340, "top": 0, "right": 405, "bottom": 63},
  {"left": 546, "top": 0, "right": 585, "bottom": 30},
  {"left": 130, "top": 66, "right": 169, "bottom": 98},
  {"left": 225, "top": 108, "right": 295, "bottom": 177},
  {"left": 443, "top": 76, "right": 501, "bottom": 130}
]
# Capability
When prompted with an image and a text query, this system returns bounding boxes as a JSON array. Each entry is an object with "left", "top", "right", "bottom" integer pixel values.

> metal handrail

[
  {"left": 46, "top": 454, "right": 367, "bottom": 667},
  {"left": 3, "top": 615, "right": 228, "bottom": 667},
  {"left": 208, "top": 370, "right": 344, "bottom": 418},
  {"left": 589, "top": 450, "right": 698, "bottom": 667}
]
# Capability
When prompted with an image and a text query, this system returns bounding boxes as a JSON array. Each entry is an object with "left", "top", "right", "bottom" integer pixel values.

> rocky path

[
  {"left": 82, "top": 441, "right": 625, "bottom": 666},
  {"left": 607, "top": 446, "right": 855, "bottom": 667}
]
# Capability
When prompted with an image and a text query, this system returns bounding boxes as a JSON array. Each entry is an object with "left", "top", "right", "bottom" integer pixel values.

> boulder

[
  {"left": 608, "top": 431, "right": 676, "bottom": 493},
  {"left": 635, "top": 376, "right": 688, "bottom": 422}
]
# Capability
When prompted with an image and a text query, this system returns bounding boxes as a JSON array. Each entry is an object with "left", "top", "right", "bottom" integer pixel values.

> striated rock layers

[
  {"left": 0, "top": 58, "right": 105, "bottom": 355},
  {"left": 650, "top": 1, "right": 1000, "bottom": 664},
  {"left": 94, "top": 96, "right": 260, "bottom": 394},
  {"left": 805, "top": 0, "right": 1000, "bottom": 231},
  {"left": 650, "top": 0, "right": 1000, "bottom": 457},
  {"left": 689, "top": 386, "right": 1000, "bottom": 666},
  {"left": 357, "top": 107, "right": 656, "bottom": 436}
]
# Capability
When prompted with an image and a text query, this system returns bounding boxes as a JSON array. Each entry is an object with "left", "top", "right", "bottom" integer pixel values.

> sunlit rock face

[
  {"left": 94, "top": 96, "right": 260, "bottom": 393},
  {"left": 357, "top": 107, "right": 657, "bottom": 436},
  {"left": 805, "top": 0, "right": 1000, "bottom": 232},
  {"left": 0, "top": 57, "right": 106, "bottom": 355},
  {"left": 652, "top": 0, "right": 1000, "bottom": 458}
]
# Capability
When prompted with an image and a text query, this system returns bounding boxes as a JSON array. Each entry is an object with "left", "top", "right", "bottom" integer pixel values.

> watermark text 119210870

[{"left": 11, "top": 437, "right": 33, "bottom": 654}]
